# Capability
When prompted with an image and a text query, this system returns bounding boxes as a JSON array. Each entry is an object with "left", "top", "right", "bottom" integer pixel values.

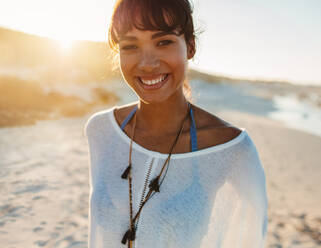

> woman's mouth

[{"left": 138, "top": 73, "right": 169, "bottom": 90}]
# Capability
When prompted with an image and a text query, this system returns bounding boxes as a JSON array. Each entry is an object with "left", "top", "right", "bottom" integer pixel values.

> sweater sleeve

[
  {"left": 84, "top": 112, "right": 105, "bottom": 189},
  {"left": 224, "top": 134, "right": 268, "bottom": 247},
  {"left": 84, "top": 113, "right": 102, "bottom": 248},
  {"left": 203, "top": 133, "right": 268, "bottom": 248}
]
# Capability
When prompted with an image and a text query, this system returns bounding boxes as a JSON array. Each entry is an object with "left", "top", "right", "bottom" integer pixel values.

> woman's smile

[{"left": 137, "top": 73, "right": 170, "bottom": 90}]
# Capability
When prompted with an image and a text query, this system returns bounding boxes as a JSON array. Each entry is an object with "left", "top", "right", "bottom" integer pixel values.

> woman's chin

[{"left": 138, "top": 96, "right": 169, "bottom": 105}]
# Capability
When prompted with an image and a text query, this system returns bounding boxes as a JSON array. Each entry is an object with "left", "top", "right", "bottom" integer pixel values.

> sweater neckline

[{"left": 109, "top": 106, "right": 247, "bottom": 159}]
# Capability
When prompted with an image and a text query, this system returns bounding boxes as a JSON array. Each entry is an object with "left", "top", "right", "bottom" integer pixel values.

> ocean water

[{"left": 268, "top": 94, "right": 321, "bottom": 137}]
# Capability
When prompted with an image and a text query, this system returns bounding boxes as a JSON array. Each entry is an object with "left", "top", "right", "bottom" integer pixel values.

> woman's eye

[{"left": 157, "top": 40, "right": 173, "bottom": 46}]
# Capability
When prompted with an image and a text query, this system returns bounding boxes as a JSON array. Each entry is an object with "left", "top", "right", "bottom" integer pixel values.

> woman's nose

[{"left": 137, "top": 50, "right": 160, "bottom": 72}]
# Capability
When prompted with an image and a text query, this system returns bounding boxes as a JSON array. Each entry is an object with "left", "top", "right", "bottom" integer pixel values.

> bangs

[{"left": 109, "top": 0, "right": 192, "bottom": 50}]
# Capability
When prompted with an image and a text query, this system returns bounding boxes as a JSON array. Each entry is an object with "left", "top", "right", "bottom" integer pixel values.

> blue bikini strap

[
  {"left": 120, "top": 105, "right": 138, "bottom": 130},
  {"left": 189, "top": 104, "right": 198, "bottom": 152},
  {"left": 120, "top": 103, "right": 198, "bottom": 152}
]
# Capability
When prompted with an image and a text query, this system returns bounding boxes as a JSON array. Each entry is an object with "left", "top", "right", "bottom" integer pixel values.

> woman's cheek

[
  {"left": 169, "top": 51, "right": 189, "bottom": 75},
  {"left": 119, "top": 55, "right": 133, "bottom": 78},
  {"left": 167, "top": 44, "right": 188, "bottom": 67}
]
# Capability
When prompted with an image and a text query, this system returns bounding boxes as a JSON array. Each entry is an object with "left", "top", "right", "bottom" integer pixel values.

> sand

[{"left": 0, "top": 105, "right": 320, "bottom": 247}]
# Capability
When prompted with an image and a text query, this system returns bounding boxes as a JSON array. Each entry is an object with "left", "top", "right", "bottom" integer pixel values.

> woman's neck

[{"left": 135, "top": 95, "right": 190, "bottom": 137}]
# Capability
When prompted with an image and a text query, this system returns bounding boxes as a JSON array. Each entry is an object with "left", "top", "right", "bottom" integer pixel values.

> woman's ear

[{"left": 187, "top": 40, "right": 196, "bottom": 60}]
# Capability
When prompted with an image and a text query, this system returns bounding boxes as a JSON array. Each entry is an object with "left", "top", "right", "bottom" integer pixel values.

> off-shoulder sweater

[{"left": 84, "top": 105, "right": 268, "bottom": 248}]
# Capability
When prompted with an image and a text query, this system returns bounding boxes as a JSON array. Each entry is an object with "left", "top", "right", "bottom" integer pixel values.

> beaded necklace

[{"left": 120, "top": 102, "right": 191, "bottom": 248}]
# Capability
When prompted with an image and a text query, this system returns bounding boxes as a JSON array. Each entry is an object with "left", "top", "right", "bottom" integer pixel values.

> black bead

[
  {"left": 121, "top": 229, "right": 130, "bottom": 244},
  {"left": 149, "top": 176, "right": 160, "bottom": 192},
  {"left": 121, "top": 164, "right": 131, "bottom": 179},
  {"left": 121, "top": 228, "right": 136, "bottom": 244}
]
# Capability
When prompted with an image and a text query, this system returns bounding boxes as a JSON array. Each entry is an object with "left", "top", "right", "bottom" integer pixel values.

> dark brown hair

[{"left": 108, "top": 0, "right": 196, "bottom": 100}]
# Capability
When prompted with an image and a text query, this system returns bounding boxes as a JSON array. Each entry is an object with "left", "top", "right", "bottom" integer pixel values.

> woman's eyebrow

[
  {"left": 151, "top": 31, "right": 176, "bottom": 39},
  {"left": 119, "top": 31, "right": 177, "bottom": 42}
]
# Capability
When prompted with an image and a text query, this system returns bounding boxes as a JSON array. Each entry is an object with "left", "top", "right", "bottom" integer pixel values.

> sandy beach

[{"left": 1, "top": 81, "right": 321, "bottom": 247}]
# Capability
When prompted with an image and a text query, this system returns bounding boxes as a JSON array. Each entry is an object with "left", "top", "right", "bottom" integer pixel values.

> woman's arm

[{"left": 226, "top": 134, "right": 268, "bottom": 247}]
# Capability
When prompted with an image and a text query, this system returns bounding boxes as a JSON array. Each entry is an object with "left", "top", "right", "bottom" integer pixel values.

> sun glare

[{"left": 56, "top": 38, "right": 75, "bottom": 51}]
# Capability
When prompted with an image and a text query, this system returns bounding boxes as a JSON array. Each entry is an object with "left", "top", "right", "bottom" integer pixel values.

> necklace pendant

[
  {"left": 149, "top": 176, "right": 160, "bottom": 192},
  {"left": 121, "top": 164, "right": 131, "bottom": 179},
  {"left": 121, "top": 227, "right": 136, "bottom": 244}
]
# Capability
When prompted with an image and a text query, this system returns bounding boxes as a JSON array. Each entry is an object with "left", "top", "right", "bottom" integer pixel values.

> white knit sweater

[{"left": 85, "top": 106, "right": 268, "bottom": 248}]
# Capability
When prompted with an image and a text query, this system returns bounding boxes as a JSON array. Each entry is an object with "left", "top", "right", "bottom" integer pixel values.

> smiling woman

[
  {"left": 108, "top": 0, "right": 195, "bottom": 101},
  {"left": 85, "top": 0, "right": 268, "bottom": 248}
]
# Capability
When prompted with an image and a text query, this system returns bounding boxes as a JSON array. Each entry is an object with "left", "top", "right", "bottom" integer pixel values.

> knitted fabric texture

[{"left": 84, "top": 106, "right": 268, "bottom": 248}]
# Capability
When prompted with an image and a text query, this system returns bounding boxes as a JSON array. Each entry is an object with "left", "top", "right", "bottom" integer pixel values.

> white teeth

[{"left": 140, "top": 74, "right": 167, "bottom": 85}]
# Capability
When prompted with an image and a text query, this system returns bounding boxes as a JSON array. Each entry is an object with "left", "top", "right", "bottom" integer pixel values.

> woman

[{"left": 85, "top": 0, "right": 268, "bottom": 247}]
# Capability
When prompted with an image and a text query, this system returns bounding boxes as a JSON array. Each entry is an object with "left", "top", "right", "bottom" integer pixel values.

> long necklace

[{"left": 120, "top": 102, "right": 191, "bottom": 248}]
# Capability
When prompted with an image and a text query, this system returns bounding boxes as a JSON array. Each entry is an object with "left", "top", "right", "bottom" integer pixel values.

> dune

[{"left": 0, "top": 75, "right": 119, "bottom": 128}]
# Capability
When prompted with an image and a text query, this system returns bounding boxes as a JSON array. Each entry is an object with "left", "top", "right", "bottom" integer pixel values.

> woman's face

[{"left": 118, "top": 28, "right": 193, "bottom": 104}]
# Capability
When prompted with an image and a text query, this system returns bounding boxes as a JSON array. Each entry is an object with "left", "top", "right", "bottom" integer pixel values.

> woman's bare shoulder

[
  {"left": 113, "top": 102, "right": 138, "bottom": 126},
  {"left": 191, "top": 104, "right": 243, "bottom": 148}
]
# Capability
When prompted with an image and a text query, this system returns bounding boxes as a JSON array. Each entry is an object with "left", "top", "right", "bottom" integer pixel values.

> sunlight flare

[{"left": 56, "top": 38, "right": 75, "bottom": 51}]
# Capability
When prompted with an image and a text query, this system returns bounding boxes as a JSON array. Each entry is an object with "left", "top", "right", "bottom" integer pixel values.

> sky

[{"left": 0, "top": 0, "right": 320, "bottom": 85}]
